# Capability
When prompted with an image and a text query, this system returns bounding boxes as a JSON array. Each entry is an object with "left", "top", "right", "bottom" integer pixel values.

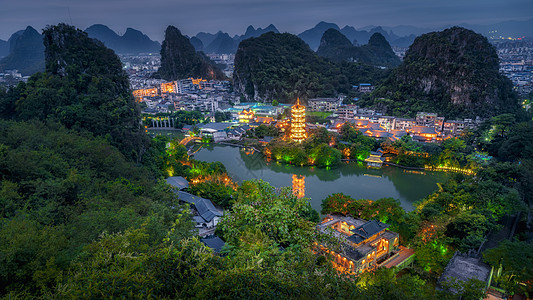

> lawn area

[
  {"left": 147, "top": 129, "right": 185, "bottom": 140},
  {"left": 307, "top": 111, "right": 333, "bottom": 118}
]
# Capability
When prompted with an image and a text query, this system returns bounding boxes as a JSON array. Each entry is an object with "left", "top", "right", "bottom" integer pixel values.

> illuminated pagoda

[
  {"left": 292, "top": 174, "right": 305, "bottom": 199},
  {"left": 290, "top": 98, "right": 307, "bottom": 142}
]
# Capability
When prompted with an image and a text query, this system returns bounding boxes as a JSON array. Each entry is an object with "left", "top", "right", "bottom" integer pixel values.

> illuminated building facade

[
  {"left": 292, "top": 174, "right": 305, "bottom": 199},
  {"left": 190, "top": 78, "right": 207, "bottom": 89},
  {"left": 238, "top": 109, "right": 255, "bottom": 123},
  {"left": 316, "top": 214, "right": 399, "bottom": 274},
  {"left": 289, "top": 98, "right": 307, "bottom": 142},
  {"left": 364, "top": 151, "right": 385, "bottom": 168},
  {"left": 161, "top": 82, "right": 177, "bottom": 94},
  {"left": 133, "top": 88, "right": 158, "bottom": 101}
]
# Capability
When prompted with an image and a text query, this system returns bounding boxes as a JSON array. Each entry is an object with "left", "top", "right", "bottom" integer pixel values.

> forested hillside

[
  {"left": 233, "top": 32, "right": 388, "bottom": 102},
  {"left": 0, "top": 24, "right": 194, "bottom": 296},
  {"left": 0, "top": 24, "right": 147, "bottom": 160},
  {"left": 367, "top": 27, "right": 519, "bottom": 118},
  {"left": 156, "top": 26, "right": 225, "bottom": 81}
]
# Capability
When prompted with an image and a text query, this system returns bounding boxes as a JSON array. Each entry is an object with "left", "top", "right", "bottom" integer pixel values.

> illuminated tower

[
  {"left": 290, "top": 98, "right": 307, "bottom": 142},
  {"left": 292, "top": 174, "right": 305, "bottom": 199}
]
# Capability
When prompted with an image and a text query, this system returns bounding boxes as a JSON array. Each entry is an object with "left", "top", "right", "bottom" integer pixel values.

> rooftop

[
  {"left": 439, "top": 252, "right": 492, "bottom": 293},
  {"left": 348, "top": 220, "right": 389, "bottom": 244},
  {"left": 199, "top": 122, "right": 235, "bottom": 132},
  {"left": 177, "top": 191, "right": 223, "bottom": 222},
  {"left": 166, "top": 176, "right": 189, "bottom": 190},
  {"left": 201, "top": 235, "right": 226, "bottom": 253}
]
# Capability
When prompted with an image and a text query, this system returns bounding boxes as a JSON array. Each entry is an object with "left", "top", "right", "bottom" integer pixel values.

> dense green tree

[
  {"left": 491, "top": 113, "right": 516, "bottom": 138},
  {"left": 188, "top": 181, "right": 234, "bottom": 208},
  {"left": 1, "top": 24, "right": 148, "bottom": 161},
  {"left": 484, "top": 240, "right": 533, "bottom": 295},
  {"left": 0, "top": 120, "right": 194, "bottom": 295},
  {"left": 371, "top": 27, "right": 519, "bottom": 118},
  {"left": 214, "top": 111, "right": 232, "bottom": 122},
  {"left": 233, "top": 32, "right": 388, "bottom": 102},
  {"left": 156, "top": 26, "right": 224, "bottom": 81}
]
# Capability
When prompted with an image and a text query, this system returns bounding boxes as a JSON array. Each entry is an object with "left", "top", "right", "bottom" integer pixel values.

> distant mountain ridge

[
  {"left": 3, "top": 18, "right": 531, "bottom": 58},
  {"left": 204, "top": 32, "right": 236, "bottom": 54},
  {"left": 297, "top": 22, "right": 418, "bottom": 50},
  {"left": 0, "top": 26, "right": 44, "bottom": 75},
  {"left": 234, "top": 24, "right": 279, "bottom": 42},
  {"left": 194, "top": 25, "right": 279, "bottom": 54},
  {"left": 298, "top": 21, "right": 340, "bottom": 51},
  {"left": 317, "top": 29, "right": 401, "bottom": 67},
  {"left": 85, "top": 24, "right": 160, "bottom": 54}
]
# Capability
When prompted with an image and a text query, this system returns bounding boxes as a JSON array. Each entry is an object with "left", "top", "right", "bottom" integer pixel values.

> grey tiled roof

[
  {"left": 201, "top": 235, "right": 226, "bottom": 253},
  {"left": 166, "top": 176, "right": 189, "bottom": 190},
  {"left": 347, "top": 220, "right": 389, "bottom": 244},
  {"left": 178, "top": 191, "right": 223, "bottom": 222}
]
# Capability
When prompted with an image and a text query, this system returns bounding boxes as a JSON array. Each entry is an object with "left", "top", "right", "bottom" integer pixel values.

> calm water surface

[{"left": 193, "top": 145, "right": 449, "bottom": 213}]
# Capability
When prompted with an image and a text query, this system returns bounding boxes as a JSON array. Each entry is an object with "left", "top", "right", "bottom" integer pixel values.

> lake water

[{"left": 193, "top": 145, "right": 449, "bottom": 213}]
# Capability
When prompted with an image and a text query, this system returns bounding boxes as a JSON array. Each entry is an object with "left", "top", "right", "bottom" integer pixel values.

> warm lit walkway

[
  {"left": 180, "top": 136, "right": 201, "bottom": 146},
  {"left": 382, "top": 246, "right": 415, "bottom": 268}
]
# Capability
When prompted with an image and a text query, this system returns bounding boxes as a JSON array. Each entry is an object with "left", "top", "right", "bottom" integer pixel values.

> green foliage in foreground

[
  {"left": 0, "top": 120, "right": 194, "bottom": 295},
  {"left": 16, "top": 179, "right": 475, "bottom": 299},
  {"left": 484, "top": 240, "right": 533, "bottom": 295}
]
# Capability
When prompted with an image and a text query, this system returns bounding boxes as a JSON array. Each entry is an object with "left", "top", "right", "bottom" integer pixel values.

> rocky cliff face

[
  {"left": 156, "top": 26, "right": 224, "bottom": 81},
  {"left": 14, "top": 23, "right": 147, "bottom": 160},
  {"left": 0, "top": 26, "right": 44, "bottom": 75},
  {"left": 372, "top": 27, "right": 518, "bottom": 118}
]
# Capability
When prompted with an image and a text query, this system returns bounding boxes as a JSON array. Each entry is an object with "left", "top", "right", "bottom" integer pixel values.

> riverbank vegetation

[
  {"left": 263, "top": 121, "right": 479, "bottom": 173},
  {"left": 320, "top": 114, "right": 533, "bottom": 296}
]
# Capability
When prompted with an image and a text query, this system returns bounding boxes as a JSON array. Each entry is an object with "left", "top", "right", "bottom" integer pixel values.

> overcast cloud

[{"left": 0, "top": 0, "right": 531, "bottom": 40}]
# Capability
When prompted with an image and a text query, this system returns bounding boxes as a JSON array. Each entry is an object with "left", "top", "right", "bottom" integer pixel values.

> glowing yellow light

[
  {"left": 289, "top": 98, "right": 307, "bottom": 142},
  {"left": 292, "top": 174, "right": 305, "bottom": 198}
]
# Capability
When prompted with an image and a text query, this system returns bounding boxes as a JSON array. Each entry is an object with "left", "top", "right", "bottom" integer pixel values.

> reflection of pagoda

[
  {"left": 290, "top": 98, "right": 307, "bottom": 142},
  {"left": 292, "top": 174, "right": 305, "bottom": 199}
]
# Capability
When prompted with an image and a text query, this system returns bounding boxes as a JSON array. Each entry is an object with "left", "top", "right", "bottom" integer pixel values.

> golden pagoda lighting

[
  {"left": 290, "top": 98, "right": 307, "bottom": 142},
  {"left": 292, "top": 174, "right": 305, "bottom": 199}
]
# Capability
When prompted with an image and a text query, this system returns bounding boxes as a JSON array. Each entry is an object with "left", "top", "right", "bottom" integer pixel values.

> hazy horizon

[{"left": 1, "top": 0, "right": 532, "bottom": 41}]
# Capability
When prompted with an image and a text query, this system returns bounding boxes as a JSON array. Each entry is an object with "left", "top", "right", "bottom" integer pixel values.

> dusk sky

[{"left": 1, "top": 0, "right": 531, "bottom": 41}]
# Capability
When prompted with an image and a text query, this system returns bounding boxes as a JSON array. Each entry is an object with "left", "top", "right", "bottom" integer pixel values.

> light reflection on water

[{"left": 193, "top": 145, "right": 449, "bottom": 212}]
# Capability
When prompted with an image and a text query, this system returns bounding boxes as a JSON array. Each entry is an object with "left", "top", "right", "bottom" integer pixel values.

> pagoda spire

[{"left": 290, "top": 97, "right": 307, "bottom": 142}]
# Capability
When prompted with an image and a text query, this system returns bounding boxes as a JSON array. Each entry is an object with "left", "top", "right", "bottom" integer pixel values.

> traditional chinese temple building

[{"left": 316, "top": 214, "right": 400, "bottom": 274}]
